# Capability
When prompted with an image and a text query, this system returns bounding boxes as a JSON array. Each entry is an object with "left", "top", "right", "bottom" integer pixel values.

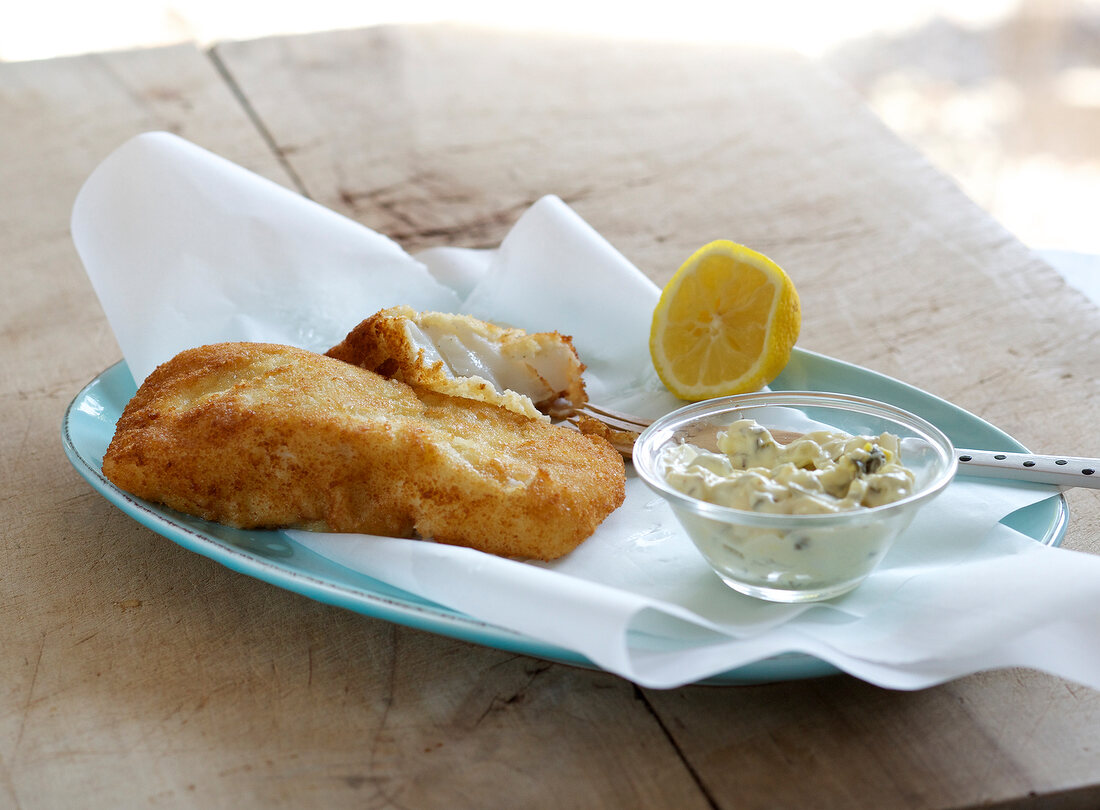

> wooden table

[{"left": 4, "top": 23, "right": 1100, "bottom": 809}]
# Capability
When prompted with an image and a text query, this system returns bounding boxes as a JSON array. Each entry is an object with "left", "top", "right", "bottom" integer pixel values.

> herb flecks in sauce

[{"left": 659, "top": 419, "right": 916, "bottom": 514}]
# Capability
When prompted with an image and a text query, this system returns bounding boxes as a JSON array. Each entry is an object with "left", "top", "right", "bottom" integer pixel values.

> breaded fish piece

[
  {"left": 326, "top": 306, "right": 587, "bottom": 420},
  {"left": 102, "top": 342, "right": 624, "bottom": 560}
]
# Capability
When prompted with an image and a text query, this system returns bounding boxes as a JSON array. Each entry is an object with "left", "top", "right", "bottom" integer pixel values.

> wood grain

[
  {"left": 5, "top": 23, "right": 1100, "bottom": 809},
  {"left": 0, "top": 43, "right": 706, "bottom": 810},
  {"left": 212, "top": 23, "right": 1100, "bottom": 809},
  {"left": 215, "top": 24, "right": 1100, "bottom": 554}
]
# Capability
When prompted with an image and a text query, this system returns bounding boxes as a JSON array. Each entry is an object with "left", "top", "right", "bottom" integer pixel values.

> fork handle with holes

[{"left": 954, "top": 450, "right": 1100, "bottom": 489}]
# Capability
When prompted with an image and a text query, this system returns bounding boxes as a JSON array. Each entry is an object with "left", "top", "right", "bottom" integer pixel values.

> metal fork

[
  {"left": 569, "top": 402, "right": 1100, "bottom": 489},
  {"left": 563, "top": 402, "right": 651, "bottom": 458}
]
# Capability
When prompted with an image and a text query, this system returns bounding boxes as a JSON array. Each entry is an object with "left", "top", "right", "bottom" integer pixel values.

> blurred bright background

[{"left": 3, "top": 0, "right": 1098, "bottom": 299}]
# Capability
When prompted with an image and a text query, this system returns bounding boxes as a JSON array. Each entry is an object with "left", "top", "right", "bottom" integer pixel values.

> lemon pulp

[{"left": 649, "top": 240, "right": 800, "bottom": 400}]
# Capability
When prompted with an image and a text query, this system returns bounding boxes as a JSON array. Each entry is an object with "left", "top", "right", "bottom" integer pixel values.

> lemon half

[{"left": 649, "top": 240, "right": 801, "bottom": 400}]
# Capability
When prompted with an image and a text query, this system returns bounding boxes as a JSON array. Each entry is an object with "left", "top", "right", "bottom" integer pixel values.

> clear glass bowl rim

[{"left": 632, "top": 390, "right": 958, "bottom": 527}]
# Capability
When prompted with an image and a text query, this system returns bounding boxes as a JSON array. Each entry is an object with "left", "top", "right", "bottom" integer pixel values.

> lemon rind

[{"left": 649, "top": 239, "right": 799, "bottom": 401}]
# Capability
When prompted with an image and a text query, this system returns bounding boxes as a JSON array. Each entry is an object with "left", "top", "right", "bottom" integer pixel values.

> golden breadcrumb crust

[
  {"left": 102, "top": 342, "right": 624, "bottom": 560},
  {"left": 573, "top": 413, "right": 640, "bottom": 458},
  {"left": 326, "top": 305, "right": 587, "bottom": 419}
]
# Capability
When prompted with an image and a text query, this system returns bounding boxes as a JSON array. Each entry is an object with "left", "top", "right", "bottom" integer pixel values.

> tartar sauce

[{"left": 659, "top": 419, "right": 916, "bottom": 514}]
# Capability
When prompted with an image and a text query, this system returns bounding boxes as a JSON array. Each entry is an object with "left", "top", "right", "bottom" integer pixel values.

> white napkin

[
  {"left": 71, "top": 132, "right": 462, "bottom": 386},
  {"left": 73, "top": 132, "right": 1093, "bottom": 691}
]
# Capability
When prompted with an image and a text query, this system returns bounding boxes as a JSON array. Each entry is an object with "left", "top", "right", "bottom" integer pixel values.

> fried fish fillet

[
  {"left": 102, "top": 342, "right": 625, "bottom": 560},
  {"left": 326, "top": 306, "right": 587, "bottom": 420}
]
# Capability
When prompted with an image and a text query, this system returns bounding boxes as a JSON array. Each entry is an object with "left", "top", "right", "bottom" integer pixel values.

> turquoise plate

[{"left": 62, "top": 350, "right": 1068, "bottom": 686}]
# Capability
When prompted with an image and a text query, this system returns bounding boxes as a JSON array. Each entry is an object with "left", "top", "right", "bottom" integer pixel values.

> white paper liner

[
  {"left": 71, "top": 132, "right": 462, "bottom": 386},
  {"left": 72, "top": 132, "right": 1093, "bottom": 691}
]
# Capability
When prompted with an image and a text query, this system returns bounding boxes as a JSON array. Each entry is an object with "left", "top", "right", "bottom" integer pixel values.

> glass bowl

[{"left": 633, "top": 391, "right": 957, "bottom": 603}]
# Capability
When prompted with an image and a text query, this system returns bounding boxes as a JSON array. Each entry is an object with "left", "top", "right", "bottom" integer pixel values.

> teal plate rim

[{"left": 62, "top": 349, "right": 1068, "bottom": 687}]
